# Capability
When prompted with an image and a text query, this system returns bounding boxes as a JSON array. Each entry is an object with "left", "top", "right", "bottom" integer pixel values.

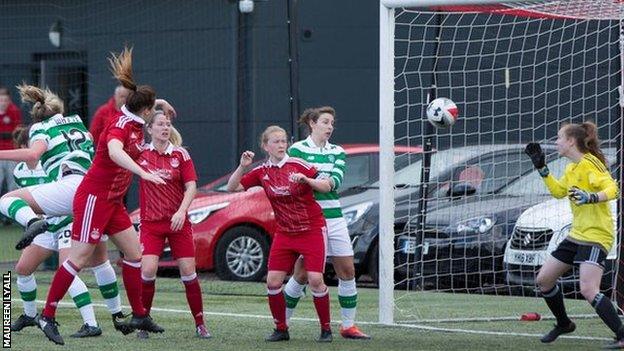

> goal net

[{"left": 379, "top": 0, "right": 623, "bottom": 324}]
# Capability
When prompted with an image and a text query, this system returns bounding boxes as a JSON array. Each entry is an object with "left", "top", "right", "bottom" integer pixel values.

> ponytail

[
  {"left": 108, "top": 46, "right": 137, "bottom": 92},
  {"left": 563, "top": 121, "right": 607, "bottom": 166},
  {"left": 108, "top": 46, "right": 155, "bottom": 114},
  {"left": 580, "top": 121, "right": 607, "bottom": 166},
  {"left": 298, "top": 108, "right": 318, "bottom": 134},
  {"left": 169, "top": 126, "right": 183, "bottom": 147},
  {"left": 17, "top": 84, "right": 64, "bottom": 122}
]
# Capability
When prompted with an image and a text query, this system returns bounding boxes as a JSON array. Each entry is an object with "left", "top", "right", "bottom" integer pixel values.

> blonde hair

[
  {"left": 145, "top": 110, "right": 183, "bottom": 147},
  {"left": 17, "top": 84, "right": 64, "bottom": 122},
  {"left": 259, "top": 125, "right": 287, "bottom": 148}
]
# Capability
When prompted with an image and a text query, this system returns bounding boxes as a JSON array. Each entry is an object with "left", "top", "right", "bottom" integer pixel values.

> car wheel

[{"left": 215, "top": 227, "right": 269, "bottom": 282}]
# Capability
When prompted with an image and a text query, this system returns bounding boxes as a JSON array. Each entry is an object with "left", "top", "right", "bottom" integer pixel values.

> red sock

[
  {"left": 267, "top": 286, "right": 287, "bottom": 331},
  {"left": 182, "top": 274, "right": 204, "bottom": 326},
  {"left": 312, "top": 288, "right": 331, "bottom": 331},
  {"left": 42, "top": 260, "right": 80, "bottom": 319},
  {"left": 141, "top": 276, "right": 156, "bottom": 315},
  {"left": 122, "top": 259, "right": 146, "bottom": 316}
]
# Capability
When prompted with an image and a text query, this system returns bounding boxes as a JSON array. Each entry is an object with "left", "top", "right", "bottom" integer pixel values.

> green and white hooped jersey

[
  {"left": 288, "top": 136, "right": 346, "bottom": 219},
  {"left": 29, "top": 114, "right": 94, "bottom": 180},
  {"left": 13, "top": 161, "right": 73, "bottom": 231},
  {"left": 13, "top": 161, "right": 49, "bottom": 188}
]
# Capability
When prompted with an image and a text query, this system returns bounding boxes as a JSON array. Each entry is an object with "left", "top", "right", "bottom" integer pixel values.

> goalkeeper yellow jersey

[{"left": 542, "top": 152, "right": 618, "bottom": 252}]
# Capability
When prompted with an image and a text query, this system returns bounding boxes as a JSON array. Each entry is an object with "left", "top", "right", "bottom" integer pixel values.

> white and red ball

[{"left": 426, "top": 97, "right": 458, "bottom": 129}]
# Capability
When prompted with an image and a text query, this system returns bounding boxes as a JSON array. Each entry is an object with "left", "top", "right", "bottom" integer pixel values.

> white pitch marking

[{"left": 13, "top": 299, "right": 610, "bottom": 341}]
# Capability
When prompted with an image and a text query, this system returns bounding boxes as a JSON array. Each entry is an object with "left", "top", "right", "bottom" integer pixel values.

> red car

[{"left": 129, "top": 144, "right": 422, "bottom": 281}]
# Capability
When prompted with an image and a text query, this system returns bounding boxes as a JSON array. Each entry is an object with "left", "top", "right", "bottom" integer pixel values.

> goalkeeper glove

[
  {"left": 568, "top": 186, "right": 599, "bottom": 205},
  {"left": 524, "top": 142, "right": 549, "bottom": 177}
]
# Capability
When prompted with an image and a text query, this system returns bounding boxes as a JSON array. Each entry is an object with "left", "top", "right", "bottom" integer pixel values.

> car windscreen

[{"left": 370, "top": 148, "right": 487, "bottom": 187}]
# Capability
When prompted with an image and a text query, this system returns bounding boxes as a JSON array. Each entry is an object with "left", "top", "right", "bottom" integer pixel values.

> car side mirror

[{"left": 447, "top": 182, "right": 477, "bottom": 197}]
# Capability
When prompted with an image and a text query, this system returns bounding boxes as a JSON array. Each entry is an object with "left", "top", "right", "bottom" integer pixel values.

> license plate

[
  {"left": 400, "top": 238, "right": 415, "bottom": 254},
  {"left": 400, "top": 238, "right": 428, "bottom": 255},
  {"left": 511, "top": 252, "right": 537, "bottom": 264}
]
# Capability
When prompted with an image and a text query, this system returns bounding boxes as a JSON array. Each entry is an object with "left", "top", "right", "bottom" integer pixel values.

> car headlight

[
  {"left": 187, "top": 202, "right": 230, "bottom": 224},
  {"left": 555, "top": 224, "right": 571, "bottom": 245},
  {"left": 343, "top": 202, "right": 373, "bottom": 226},
  {"left": 455, "top": 216, "right": 496, "bottom": 234}
]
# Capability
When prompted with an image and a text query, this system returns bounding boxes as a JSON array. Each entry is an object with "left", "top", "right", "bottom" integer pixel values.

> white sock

[
  {"left": 284, "top": 277, "right": 306, "bottom": 323},
  {"left": 91, "top": 260, "right": 122, "bottom": 314},
  {"left": 338, "top": 278, "right": 357, "bottom": 328},
  {"left": 17, "top": 274, "right": 37, "bottom": 317},
  {"left": 0, "top": 197, "right": 38, "bottom": 227},
  {"left": 69, "top": 277, "right": 97, "bottom": 327}
]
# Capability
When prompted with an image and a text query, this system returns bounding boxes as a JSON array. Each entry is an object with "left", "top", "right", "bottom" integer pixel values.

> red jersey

[
  {"left": 89, "top": 97, "right": 120, "bottom": 147},
  {"left": 240, "top": 155, "right": 325, "bottom": 234},
  {"left": 80, "top": 105, "right": 145, "bottom": 202},
  {"left": 0, "top": 103, "right": 22, "bottom": 150},
  {"left": 138, "top": 142, "right": 197, "bottom": 222}
]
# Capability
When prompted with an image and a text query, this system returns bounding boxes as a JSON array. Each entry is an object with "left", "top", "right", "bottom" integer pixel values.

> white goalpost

[{"left": 378, "top": 0, "right": 624, "bottom": 325}]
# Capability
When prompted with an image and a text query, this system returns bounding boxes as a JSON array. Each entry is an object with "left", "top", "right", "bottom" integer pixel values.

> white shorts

[
  {"left": 30, "top": 174, "right": 83, "bottom": 216},
  {"left": 325, "top": 217, "right": 354, "bottom": 257},
  {"left": 32, "top": 221, "right": 73, "bottom": 252},
  {"left": 32, "top": 218, "right": 108, "bottom": 252}
]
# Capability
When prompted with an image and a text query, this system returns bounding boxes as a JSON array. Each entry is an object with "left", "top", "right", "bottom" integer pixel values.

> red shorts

[
  {"left": 267, "top": 226, "right": 327, "bottom": 273},
  {"left": 72, "top": 191, "right": 132, "bottom": 244},
  {"left": 139, "top": 220, "right": 194, "bottom": 259}
]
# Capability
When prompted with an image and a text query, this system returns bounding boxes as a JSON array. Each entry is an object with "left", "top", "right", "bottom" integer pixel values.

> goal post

[
  {"left": 379, "top": 0, "right": 624, "bottom": 325},
  {"left": 379, "top": 0, "right": 395, "bottom": 325}
]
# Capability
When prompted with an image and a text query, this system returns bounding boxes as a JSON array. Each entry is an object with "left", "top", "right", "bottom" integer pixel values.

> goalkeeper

[{"left": 525, "top": 122, "right": 622, "bottom": 348}]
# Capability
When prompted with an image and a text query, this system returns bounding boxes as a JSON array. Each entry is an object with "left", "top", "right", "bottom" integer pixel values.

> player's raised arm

[
  {"left": 227, "top": 150, "right": 254, "bottom": 192},
  {"left": 525, "top": 142, "right": 568, "bottom": 198}
]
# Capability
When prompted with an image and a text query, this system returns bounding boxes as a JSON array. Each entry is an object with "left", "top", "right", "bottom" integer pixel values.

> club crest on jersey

[
  {"left": 170, "top": 158, "right": 180, "bottom": 168},
  {"left": 90, "top": 228, "right": 101, "bottom": 240}
]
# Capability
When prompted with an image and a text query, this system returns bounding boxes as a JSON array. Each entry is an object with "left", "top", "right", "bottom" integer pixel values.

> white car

[{"left": 504, "top": 197, "right": 617, "bottom": 293}]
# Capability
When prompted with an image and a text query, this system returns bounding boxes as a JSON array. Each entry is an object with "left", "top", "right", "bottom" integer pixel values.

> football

[{"left": 426, "top": 97, "right": 458, "bottom": 129}]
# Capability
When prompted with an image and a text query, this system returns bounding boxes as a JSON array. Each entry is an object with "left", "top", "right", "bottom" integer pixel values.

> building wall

[{"left": 0, "top": 1, "right": 620, "bottom": 209}]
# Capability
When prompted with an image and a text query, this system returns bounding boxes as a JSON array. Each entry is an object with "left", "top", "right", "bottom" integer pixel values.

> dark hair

[
  {"left": 297, "top": 106, "right": 336, "bottom": 133},
  {"left": 108, "top": 46, "right": 155, "bottom": 114},
  {"left": 12, "top": 124, "right": 30, "bottom": 148},
  {"left": 563, "top": 121, "right": 607, "bottom": 166}
]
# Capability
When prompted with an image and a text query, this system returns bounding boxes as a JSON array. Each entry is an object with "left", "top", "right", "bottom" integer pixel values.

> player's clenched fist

[{"left": 240, "top": 150, "right": 255, "bottom": 167}]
